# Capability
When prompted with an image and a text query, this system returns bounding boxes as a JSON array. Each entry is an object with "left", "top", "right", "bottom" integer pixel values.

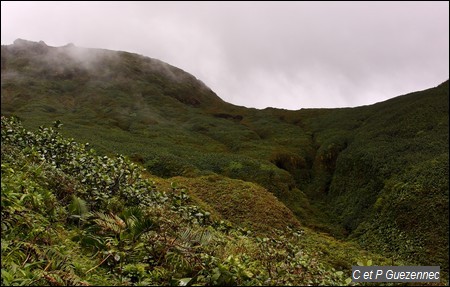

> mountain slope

[
  {"left": 303, "top": 81, "right": 449, "bottom": 269},
  {"left": 1, "top": 39, "right": 448, "bottom": 274},
  {"left": 3, "top": 115, "right": 403, "bottom": 286}
]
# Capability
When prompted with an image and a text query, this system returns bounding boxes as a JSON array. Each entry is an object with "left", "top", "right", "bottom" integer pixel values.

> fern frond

[
  {"left": 165, "top": 250, "right": 191, "bottom": 271},
  {"left": 93, "top": 212, "right": 125, "bottom": 235}
]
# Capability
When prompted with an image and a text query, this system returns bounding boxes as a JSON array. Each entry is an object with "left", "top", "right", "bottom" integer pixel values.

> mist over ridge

[{"left": 1, "top": 38, "right": 449, "bottom": 283}]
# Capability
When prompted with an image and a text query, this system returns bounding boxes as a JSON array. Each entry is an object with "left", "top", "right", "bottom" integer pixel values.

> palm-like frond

[
  {"left": 69, "top": 196, "right": 89, "bottom": 218},
  {"left": 179, "top": 227, "right": 213, "bottom": 248},
  {"left": 131, "top": 217, "right": 155, "bottom": 241}
]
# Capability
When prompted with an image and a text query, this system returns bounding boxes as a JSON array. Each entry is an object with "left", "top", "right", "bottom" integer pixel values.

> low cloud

[{"left": 2, "top": 2, "right": 448, "bottom": 109}]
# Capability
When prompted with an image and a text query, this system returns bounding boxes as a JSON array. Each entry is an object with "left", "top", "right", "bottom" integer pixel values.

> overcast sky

[{"left": 1, "top": 1, "right": 448, "bottom": 109}]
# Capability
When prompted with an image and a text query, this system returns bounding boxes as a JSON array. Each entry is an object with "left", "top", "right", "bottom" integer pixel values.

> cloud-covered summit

[{"left": 2, "top": 2, "right": 448, "bottom": 109}]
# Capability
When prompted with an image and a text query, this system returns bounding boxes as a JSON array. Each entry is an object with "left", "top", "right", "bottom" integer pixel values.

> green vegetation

[
  {"left": 1, "top": 39, "right": 449, "bottom": 284},
  {"left": 2, "top": 116, "right": 403, "bottom": 286},
  {"left": 171, "top": 175, "right": 301, "bottom": 234}
]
